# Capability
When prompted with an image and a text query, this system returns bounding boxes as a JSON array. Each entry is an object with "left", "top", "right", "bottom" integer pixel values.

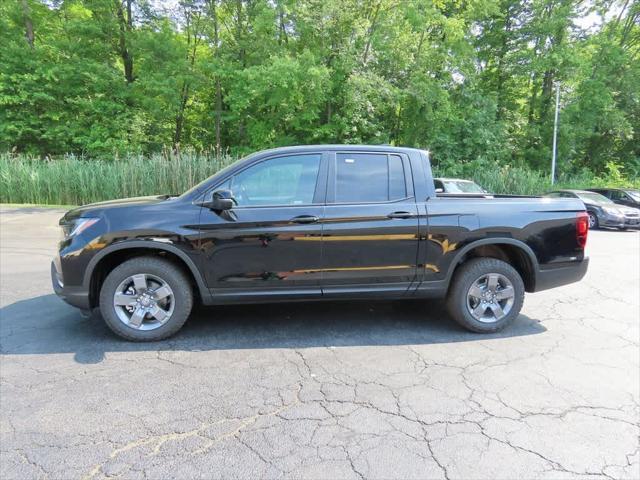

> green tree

[{"left": 0, "top": 0, "right": 638, "bottom": 180}]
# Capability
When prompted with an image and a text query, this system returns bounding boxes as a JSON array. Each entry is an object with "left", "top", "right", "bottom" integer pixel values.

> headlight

[
  {"left": 603, "top": 207, "right": 621, "bottom": 215},
  {"left": 62, "top": 217, "right": 100, "bottom": 238}
]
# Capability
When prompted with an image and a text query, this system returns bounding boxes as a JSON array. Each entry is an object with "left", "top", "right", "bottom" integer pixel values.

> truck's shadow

[{"left": 0, "top": 294, "right": 546, "bottom": 364}]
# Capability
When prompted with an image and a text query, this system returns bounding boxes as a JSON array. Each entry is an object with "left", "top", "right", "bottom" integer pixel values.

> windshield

[
  {"left": 443, "top": 180, "right": 485, "bottom": 193},
  {"left": 577, "top": 192, "right": 613, "bottom": 204},
  {"left": 626, "top": 190, "right": 640, "bottom": 201}
]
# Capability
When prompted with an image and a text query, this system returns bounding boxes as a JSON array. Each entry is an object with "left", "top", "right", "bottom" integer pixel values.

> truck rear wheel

[
  {"left": 446, "top": 258, "right": 524, "bottom": 333},
  {"left": 99, "top": 257, "right": 193, "bottom": 341}
]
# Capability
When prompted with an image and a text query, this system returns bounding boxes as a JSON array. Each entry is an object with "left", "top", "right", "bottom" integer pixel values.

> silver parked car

[
  {"left": 434, "top": 178, "right": 490, "bottom": 195},
  {"left": 545, "top": 189, "right": 640, "bottom": 230}
]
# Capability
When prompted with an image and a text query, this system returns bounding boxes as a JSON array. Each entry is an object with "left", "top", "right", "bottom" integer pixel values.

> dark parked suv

[
  {"left": 53, "top": 145, "right": 589, "bottom": 341},
  {"left": 586, "top": 188, "right": 640, "bottom": 209}
]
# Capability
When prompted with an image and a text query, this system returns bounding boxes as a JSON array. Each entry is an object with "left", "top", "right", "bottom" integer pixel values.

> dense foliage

[{"left": 1, "top": 0, "right": 639, "bottom": 180}]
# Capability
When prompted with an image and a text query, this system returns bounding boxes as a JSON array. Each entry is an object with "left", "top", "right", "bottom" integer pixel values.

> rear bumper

[
  {"left": 534, "top": 257, "right": 589, "bottom": 292},
  {"left": 51, "top": 261, "right": 90, "bottom": 310}
]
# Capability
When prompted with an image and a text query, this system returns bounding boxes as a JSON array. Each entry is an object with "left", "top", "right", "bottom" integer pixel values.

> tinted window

[
  {"left": 609, "top": 190, "right": 626, "bottom": 201},
  {"left": 335, "top": 153, "right": 407, "bottom": 203},
  {"left": 231, "top": 154, "right": 321, "bottom": 206}
]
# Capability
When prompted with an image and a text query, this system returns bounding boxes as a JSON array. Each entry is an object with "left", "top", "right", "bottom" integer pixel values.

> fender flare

[
  {"left": 444, "top": 238, "right": 539, "bottom": 286},
  {"left": 83, "top": 240, "right": 210, "bottom": 301}
]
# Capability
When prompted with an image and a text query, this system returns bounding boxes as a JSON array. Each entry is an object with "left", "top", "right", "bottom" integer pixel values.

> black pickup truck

[{"left": 52, "top": 145, "right": 589, "bottom": 341}]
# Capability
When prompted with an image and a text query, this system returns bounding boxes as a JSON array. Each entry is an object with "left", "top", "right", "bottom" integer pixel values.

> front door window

[{"left": 230, "top": 154, "right": 321, "bottom": 207}]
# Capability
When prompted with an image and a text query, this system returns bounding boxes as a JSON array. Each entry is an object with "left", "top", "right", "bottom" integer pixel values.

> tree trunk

[
  {"left": 215, "top": 78, "right": 222, "bottom": 155},
  {"left": 539, "top": 69, "right": 554, "bottom": 121},
  {"left": 495, "top": 4, "right": 513, "bottom": 120},
  {"left": 208, "top": 0, "right": 223, "bottom": 155},
  {"left": 277, "top": 0, "right": 288, "bottom": 46},
  {"left": 235, "top": 0, "right": 246, "bottom": 143},
  {"left": 115, "top": 0, "right": 134, "bottom": 83},
  {"left": 362, "top": 2, "right": 381, "bottom": 65},
  {"left": 173, "top": 84, "right": 190, "bottom": 150},
  {"left": 173, "top": 8, "right": 202, "bottom": 150},
  {"left": 21, "top": 0, "right": 34, "bottom": 48},
  {"left": 527, "top": 73, "right": 538, "bottom": 126}
]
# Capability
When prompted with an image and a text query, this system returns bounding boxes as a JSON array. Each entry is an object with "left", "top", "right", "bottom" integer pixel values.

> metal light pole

[{"left": 551, "top": 82, "right": 560, "bottom": 185}]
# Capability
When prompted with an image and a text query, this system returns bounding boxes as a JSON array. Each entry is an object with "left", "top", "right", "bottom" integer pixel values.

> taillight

[{"left": 576, "top": 211, "right": 588, "bottom": 249}]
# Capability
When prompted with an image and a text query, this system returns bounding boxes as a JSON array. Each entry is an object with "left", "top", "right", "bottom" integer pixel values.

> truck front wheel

[
  {"left": 446, "top": 258, "right": 525, "bottom": 333},
  {"left": 99, "top": 256, "right": 193, "bottom": 341}
]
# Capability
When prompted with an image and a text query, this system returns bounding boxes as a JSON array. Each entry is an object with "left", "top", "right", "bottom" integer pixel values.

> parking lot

[{"left": 1, "top": 206, "right": 638, "bottom": 479}]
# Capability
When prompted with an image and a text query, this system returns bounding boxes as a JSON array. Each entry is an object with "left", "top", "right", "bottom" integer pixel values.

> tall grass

[
  {"left": 0, "top": 152, "right": 236, "bottom": 205},
  {"left": 1, "top": 152, "right": 638, "bottom": 206},
  {"left": 431, "top": 163, "right": 639, "bottom": 196}
]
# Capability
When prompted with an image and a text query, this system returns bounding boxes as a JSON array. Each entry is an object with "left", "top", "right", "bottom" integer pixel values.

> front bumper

[
  {"left": 599, "top": 213, "right": 625, "bottom": 228},
  {"left": 534, "top": 257, "right": 589, "bottom": 292},
  {"left": 623, "top": 216, "right": 640, "bottom": 228},
  {"left": 51, "top": 261, "right": 90, "bottom": 310}
]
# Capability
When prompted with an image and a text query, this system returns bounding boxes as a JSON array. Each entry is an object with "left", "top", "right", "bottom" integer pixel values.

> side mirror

[
  {"left": 435, "top": 188, "right": 444, "bottom": 193},
  {"left": 200, "top": 189, "right": 236, "bottom": 211}
]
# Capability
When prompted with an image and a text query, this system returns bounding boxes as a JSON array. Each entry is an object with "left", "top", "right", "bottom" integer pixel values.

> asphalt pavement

[{"left": 1, "top": 206, "right": 639, "bottom": 479}]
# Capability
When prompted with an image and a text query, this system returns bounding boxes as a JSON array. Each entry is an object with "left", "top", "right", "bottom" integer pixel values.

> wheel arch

[
  {"left": 586, "top": 208, "right": 599, "bottom": 225},
  {"left": 84, "top": 241, "right": 209, "bottom": 308},
  {"left": 445, "top": 238, "right": 538, "bottom": 292}
]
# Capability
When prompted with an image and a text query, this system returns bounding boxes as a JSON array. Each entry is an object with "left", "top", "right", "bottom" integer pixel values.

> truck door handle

[
  {"left": 290, "top": 215, "right": 320, "bottom": 224},
  {"left": 387, "top": 211, "right": 415, "bottom": 219}
]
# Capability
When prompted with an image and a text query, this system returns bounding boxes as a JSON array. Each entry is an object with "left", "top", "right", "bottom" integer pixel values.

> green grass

[
  {"left": 432, "top": 163, "right": 637, "bottom": 196},
  {"left": 0, "top": 152, "right": 235, "bottom": 206},
  {"left": 1, "top": 152, "right": 638, "bottom": 206}
]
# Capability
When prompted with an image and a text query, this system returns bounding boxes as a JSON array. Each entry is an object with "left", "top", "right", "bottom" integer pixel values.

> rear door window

[{"left": 334, "top": 153, "right": 407, "bottom": 203}]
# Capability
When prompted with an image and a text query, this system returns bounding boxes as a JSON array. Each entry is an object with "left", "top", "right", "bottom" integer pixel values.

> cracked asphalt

[{"left": 1, "top": 206, "right": 639, "bottom": 480}]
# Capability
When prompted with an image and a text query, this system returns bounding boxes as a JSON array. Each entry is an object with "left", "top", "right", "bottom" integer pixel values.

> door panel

[
  {"left": 198, "top": 152, "right": 327, "bottom": 298},
  {"left": 321, "top": 203, "right": 420, "bottom": 290},
  {"left": 199, "top": 205, "right": 324, "bottom": 294},
  {"left": 321, "top": 152, "right": 419, "bottom": 294}
]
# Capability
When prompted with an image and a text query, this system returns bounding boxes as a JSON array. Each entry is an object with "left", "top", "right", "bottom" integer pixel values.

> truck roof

[{"left": 251, "top": 144, "right": 427, "bottom": 156}]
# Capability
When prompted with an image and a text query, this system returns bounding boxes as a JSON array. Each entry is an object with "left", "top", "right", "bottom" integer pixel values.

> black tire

[
  {"left": 446, "top": 258, "right": 525, "bottom": 333},
  {"left": 99, "top": 256, "right": 193, "bottom": 341},
  {"left": 588, "top": 212, "right": 599, "bottom": 230}
]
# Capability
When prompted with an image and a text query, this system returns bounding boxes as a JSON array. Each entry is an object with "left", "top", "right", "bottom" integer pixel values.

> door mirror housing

[
  {"left": 435, "top": 188, "right": 444, "bottom": 193},
  {"left": 200, "top": 189, "right": 236, "bottom": 211}
]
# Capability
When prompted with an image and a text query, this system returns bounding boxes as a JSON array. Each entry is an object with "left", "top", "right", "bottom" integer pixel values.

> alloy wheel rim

[
  {"left": 113, "top": 273, "right": 175, "bottom": 331},
  {"left": 588, "top": 213, "right": 596, "bottom": 228},
  {"left": 466, "top": 273, "right": 515, "bottom": 323}
]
